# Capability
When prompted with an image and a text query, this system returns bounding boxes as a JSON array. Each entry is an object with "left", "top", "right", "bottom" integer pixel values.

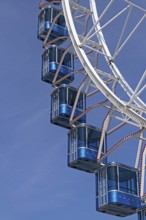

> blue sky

[{"left": 0, "top": 1, "right": 145, "bottom": 220}]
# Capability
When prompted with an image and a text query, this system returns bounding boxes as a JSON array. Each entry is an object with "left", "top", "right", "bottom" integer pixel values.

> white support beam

[
  {"left": 113, "top": 5, "right": 132, "bottom": 60},
  {"left": 69, "top": 77, "right": 89, "bottom": 122},
  {"left": 107, "top": 121, "right": 127, "bottom": 135},
  {"left": 87, "top": 5, "right": 130, "bottom": 42},
  {"left": 80, "top": 0, "right": 114, "bottom": 46},
  {"left": 135, "top": 134, "right": 143, "bottom": 169},
  {"left": 97, "top": 114, "right": 111, "bottom": 160},
  {"left": 140, "top": 146, "right": 146, "bottom": 197},
  {"left": 127, "top": 71, "right": 146, "bottom": 106},
  {"left": 115, "top": 14, "right": 146, "bottom": 58}
]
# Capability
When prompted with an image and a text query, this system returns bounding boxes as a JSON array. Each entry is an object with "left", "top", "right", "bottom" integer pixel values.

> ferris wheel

[{"left": 37, "top": 0, "right": 146, "bottom": 219}]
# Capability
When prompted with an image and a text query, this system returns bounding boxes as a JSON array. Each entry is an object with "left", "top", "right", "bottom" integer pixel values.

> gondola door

[
  {"left": 98, "top": 168, "right": 108, "bottom": 207},
  {"left": 51, "top": 89, "right": 59, "bottom": 119},
  {"left": 69, "top": 129, "right": 77, "bottom": 162},
  {"left": 42, "top": 50, "right": 49, "bottom": 79}
]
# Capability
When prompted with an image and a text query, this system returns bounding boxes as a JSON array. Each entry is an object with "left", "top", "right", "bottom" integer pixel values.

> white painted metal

[
  {"left": 90, "top": 0, "right": 146, "bottom": 109},
  {"left": 97, "top": 114, "right": 110, "bottom": 160},
  {"left": 127, "top": 71, "right": 146, "bottom": 106},
  {"left": 113, "top": 5, "right": 132, "bottom": 59},
  {"left": 62, "top": 0, "right": 146, "bottom": 128},
  {"left": 70, "top": 77, "right": 88, "bottom": 122},
  {"left": 141, "top": 147, "right": 146, "bottom": 197},
  {"left": 135, "top": 134, "right": 143, "bottom": 169}
]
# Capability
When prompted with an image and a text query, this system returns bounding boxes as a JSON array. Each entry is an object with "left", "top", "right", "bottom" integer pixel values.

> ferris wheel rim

[{"left": 62, "top": 0, "right": 146, "bottom": 128}]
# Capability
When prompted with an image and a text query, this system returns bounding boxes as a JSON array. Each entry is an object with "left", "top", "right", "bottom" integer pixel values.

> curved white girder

[
  {"left": 62, "top": 0, "right": 146, "bottom": 128},
  {"left": 90, "top": 0, "right": 146, "bottom": 109}
]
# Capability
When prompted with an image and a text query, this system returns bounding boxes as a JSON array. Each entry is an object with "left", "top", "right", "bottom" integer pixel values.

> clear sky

[{"left": 0, "top": 1, "right": 145, "bottom": 220}]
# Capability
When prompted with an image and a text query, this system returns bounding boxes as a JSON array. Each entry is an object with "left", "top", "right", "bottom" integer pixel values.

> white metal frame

[
  {"left": 61, "top": 0, "right": 146, "bottom": 201},
  {"left": 38, "top": 0, "right": 146, "bottom": 203},
  {"left": 62, "top": 0, "right": 146, "bottom": 128}
]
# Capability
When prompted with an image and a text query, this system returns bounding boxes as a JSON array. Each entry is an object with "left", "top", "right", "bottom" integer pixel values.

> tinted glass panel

[
  {"left": 57, "top": 14, "right": 66, "bottom": 27},
  {"left": 45, "top": 8, "right": 51, "bottom": 22},
  {"left": 49, "top": 47, "right": 56, "bottom": 62},
  {"left": 59, "top": 87, "right": 67, "bottom": 105},
  {"left": 107, "top": 166, "right": 118, "bottom": 191},
  {"left": 68, "top": 88, "right": 84, "bottom": 110},
  {"left": 119, "top": 167, "right": 137, "bottom": 195},
  {"left": 88, "top": 128, "right": 100, "bottom": 151},
  {"left": 69, "top": 129, "right": 77, "bottom": 154},
  {"left": 52, "top": 7, "right": 65, "bottom": 27},
  {"left": 42, "top": 51, "right": 49, "bottom": 75},
  {"left": 52, "top": 7, "right": 58, "bottom": 22},
  {"left": 51, "top": 90, "right": 59, "bottom": 112},
  {"left": 57, "top": 49, "right": 64, "bottom": 63},
  {"left": 77, "top": 93, "right": 84, "bottom": 110},
  {"left": 63, "top": 53, "right": 72, "bottom": 68},
  {"left": 98, "top": 169, "right": 107, "bottom": 197},
  {"left": 68, "top": 88, "right": 77, "bottom": 107},
  {"left": 57, "top": 49, "right": 73, "bottom": 68},
  {"left": 78, "top": 127, "right": 86, "bottom": 147}
]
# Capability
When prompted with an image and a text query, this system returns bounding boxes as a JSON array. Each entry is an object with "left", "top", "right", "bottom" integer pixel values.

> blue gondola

[
  {"left": 42, "top": 46, "right": 74, "bottom": 85},
  {"left": 68, "top": 123, "right": 107, "bottom": 173},
  {"left": 138, "top": 208, "right": 146, "bottom": 220},
  {"left": 96, "top": 162, "right": 141, "bottom": 217},
  {"left": 50, "top": 85, "right": 86, "bottom": 129},
  {"left": 37, "top": 5, "right": 68, "bottom": 45}
]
